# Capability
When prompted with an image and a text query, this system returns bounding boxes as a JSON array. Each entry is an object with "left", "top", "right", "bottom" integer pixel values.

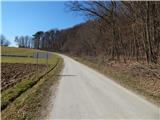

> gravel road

[{"left": 48, "top": 54, "right": 159, "bottom": 119}]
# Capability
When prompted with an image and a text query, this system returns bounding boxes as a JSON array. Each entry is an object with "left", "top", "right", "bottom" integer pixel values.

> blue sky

[{"left": 1, "top": 1, "right": 85, "bottom": 46}]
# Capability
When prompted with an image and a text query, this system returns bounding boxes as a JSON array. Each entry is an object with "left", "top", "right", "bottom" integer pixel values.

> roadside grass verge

[
  {"left": 1, "top": 56, "right": 63, "bottom": 120},
  {"left": 1, "top": 76, "right": 36, "bottom": 110},
  {"left": 72, "top": 56, "right": 160, "bottom": 106}
]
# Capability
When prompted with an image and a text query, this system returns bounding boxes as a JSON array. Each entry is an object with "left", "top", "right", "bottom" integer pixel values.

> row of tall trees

[
  {"left": 14, "top": 29, "right": 60, "bottom": 50},
  {"left": 15, "top": 36, "right": 33, "bottom": 48},
  {"left": 32, "top": 29, "right": 60, "bottom": 50},
  {"left": 63, "top": 1, "right": 160, "bottom": 64},
  {"left": 19, "top": 1, "right": 160, "bottom": 64}
]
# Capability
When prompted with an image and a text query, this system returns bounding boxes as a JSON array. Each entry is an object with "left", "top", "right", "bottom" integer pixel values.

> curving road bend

[{"left": 48, "top": 54, "right": 159, "bottom": 119}]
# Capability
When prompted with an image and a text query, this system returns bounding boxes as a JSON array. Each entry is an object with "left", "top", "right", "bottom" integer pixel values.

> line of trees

[
  {"left": 65, "top": 1, "right": 160, "bottom": 64},
  {"left": 14, "top": 29, "right": 61, "bottom": 50},
  {"left": 32, "top": 29, "right": 60, "bottom": 50},
  {"left": 18, "top": 1, "right": 160, "bottom": 64},
  {"left": 15, "top": 35, "right": 33, "bottom": 48}
]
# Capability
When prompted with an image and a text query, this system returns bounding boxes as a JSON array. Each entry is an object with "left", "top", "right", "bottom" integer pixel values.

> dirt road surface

[{"left": 48, "top": 54, "right": 159, "bottom": 119}]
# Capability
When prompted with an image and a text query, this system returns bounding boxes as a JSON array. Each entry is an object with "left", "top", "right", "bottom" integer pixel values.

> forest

[{"left": 15, "top": 1, "right": 160, "bottom": 64}]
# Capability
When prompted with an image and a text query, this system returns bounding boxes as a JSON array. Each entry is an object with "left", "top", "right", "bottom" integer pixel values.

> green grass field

[
  {"left": 1, "top": 46, "right": 58, "bottom": 65},
  {"left": 1, "top": 46, "right": 39, "bottom": 55}
]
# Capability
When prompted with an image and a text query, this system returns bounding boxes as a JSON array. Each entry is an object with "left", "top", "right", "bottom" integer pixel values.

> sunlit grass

[
  {"left": 1, "top": 46, "right": 58, "bottom": 65},
  {"left": 1, "top": 55, "right": 58, "bottom": 65},
  {"left": 1, "top": 46, "right": 40, "bottom": 55}
]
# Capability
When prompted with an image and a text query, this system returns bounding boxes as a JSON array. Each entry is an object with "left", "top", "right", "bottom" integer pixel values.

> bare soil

[{"left": 1, "top": 63, "right": 47, "bottom": 91}]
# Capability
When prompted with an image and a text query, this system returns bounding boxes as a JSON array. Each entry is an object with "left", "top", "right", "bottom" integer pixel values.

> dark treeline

[
  {"left": 17, "top": 1, "right": 160, "bottom": 64},
  {"left": 15, "top": 36, "right": 33, "bottom": 48},
  {"left": 32, "top": 29, "right": 60, "bottom": 50}
]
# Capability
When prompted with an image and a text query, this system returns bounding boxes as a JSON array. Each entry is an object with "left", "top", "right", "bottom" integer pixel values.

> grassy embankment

[
  {"left": 1, "top": 46, "right": 63, "bottom": 119},
  {"left": 72, "top": 55, "right": 160, "bottom": 106}
]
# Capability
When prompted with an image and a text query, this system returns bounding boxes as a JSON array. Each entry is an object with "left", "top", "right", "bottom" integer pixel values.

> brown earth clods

[{"left": 1, "top": 63, "right": 47, "bottom": 91}]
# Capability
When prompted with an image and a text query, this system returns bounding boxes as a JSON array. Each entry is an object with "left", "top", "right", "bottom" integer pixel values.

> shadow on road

[{"left": 53, "top": 74, "right": 78, "bottom": 77}]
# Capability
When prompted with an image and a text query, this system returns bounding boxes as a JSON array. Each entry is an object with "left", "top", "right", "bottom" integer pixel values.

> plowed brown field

[{"left": 1, "top": 63, "right": 47, "bottom": 91}]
